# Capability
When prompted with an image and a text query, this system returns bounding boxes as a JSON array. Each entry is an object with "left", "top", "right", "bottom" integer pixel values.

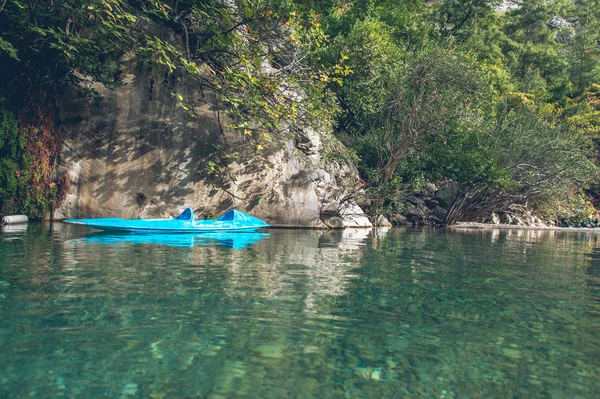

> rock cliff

[{"left": 54, "top": 54, "right": 371, "bottom": 228}]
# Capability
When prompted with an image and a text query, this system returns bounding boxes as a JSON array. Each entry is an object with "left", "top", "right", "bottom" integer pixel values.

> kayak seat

[
  {"left": 217, "top": 210, "right": 236, "bottom": 221},
  {"left": 174, "top": 208, "right": 194, "bottom": 221}
]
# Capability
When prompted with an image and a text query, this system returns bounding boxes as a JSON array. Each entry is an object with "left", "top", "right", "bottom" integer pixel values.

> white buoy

[{"left": 1, "top": 215, "right": 28, "bottom": 225}]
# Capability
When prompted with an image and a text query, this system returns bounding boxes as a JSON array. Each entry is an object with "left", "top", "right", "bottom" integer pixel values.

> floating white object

[{"left": 1, "top": 215, "right": 28, "bottom": 225}]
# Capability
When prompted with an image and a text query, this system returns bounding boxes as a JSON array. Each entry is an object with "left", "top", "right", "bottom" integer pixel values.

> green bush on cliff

[
  {"left": 0, "top": 158, "right": 18, "bottom": 203},
  {"left": 0, "top": 107, "right": 24, "bottom": 214},
  {"left": 0, "top": 103, "right": 68, "bottom": 219}
]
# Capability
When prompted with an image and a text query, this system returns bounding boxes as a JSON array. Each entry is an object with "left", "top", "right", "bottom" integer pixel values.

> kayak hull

[{"left": 64, "top": 209, "right": 270, "bottom": 233}]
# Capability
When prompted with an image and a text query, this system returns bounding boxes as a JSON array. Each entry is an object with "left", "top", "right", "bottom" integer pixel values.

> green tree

[
  {"left": 0, "top": 108, "right": 23, "bottom": 209},
  {"left": 425, "top": 105, "right": 595, "bottom": 223},
  {"left": 501, "top": 0, "right": 573, "bottom": 99},
  {"left": 434, "top": 0, "right": 501, "bottom": 42},
  {"left": 365, "top": 46, "right": 482, "bottom": 185},
  {"left": 568, "top": 0, "right": 600, "bottom": 94}
]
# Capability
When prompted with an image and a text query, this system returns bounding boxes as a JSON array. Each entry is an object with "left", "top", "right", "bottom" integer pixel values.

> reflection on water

[
  {"left": 0, "top": 224, "right": 28, "bottom": 235},
  {"left": 76, "top": 231, "right": 271, "bottom": 249},
  {"left": 1, "top": 224, "right": 599, "bottom": 398}
]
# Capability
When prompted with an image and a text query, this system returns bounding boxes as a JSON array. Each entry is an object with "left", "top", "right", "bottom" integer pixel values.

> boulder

[
  {"left": 429, "top": 214, "right": 444, "bottom": 225},
  {"left": 490, "top": 212, "right": 500, "bottom": 225},
  {"left": 407, "top": 196, "right": 426, "bottom": 207},
  {"left": 547, "top": 16, "right": 569, "bottom": 30},
  {"left": 355, "top": 197, "right": 372, "bottom": 208},
  {"left": 391, "top": 213, "right": 408, "bottom": 225},
  {"left": 405, "top": 206, "right": 426, "bottom": 218},
  {"left": 512, "top": 216, "right": 524, "bottom": 226},
  {"left": 425, "top": 199, "right": 439, "bottom": 208},
  {"left": 499, "top": 213, "right": 512, "bottom": 225},
  {"left": 338, "top": 202, "right": 373, "bottom": 228},
  {"left": 322, "top": 216, "right": 344, "bottom": 229},
  {"left": 434, "top": 181, "right": 459, "bottom": 206},
  {"left": 373, "top": 214, "right": 392, "bottom": 227},
  {"left": 423, "top": 182, "right": 437, "bottom": 194},
  {"left": 433, "top": 206, "right": 447, "bottom": 219}
]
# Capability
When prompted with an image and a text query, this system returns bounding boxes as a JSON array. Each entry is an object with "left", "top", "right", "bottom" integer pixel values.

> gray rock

[
  {"left": 373, "top": 215, "right": 392, "bottom": 227},
  {"left": 547, "top": 16, "right": 569, "bottom": 30},
  {"left": 406, "top": 206, "right": 425, "bottom": 217},
  {"left": 499, "top": 213, "right": 512, "bottom": 224},
  {"left": 512, "top": 216, "right": 524, "bottom": 225},
  {"left": 423, "top": 182, "right": 437, "bottom": 194},
  {"left": 490, "top": 212, "right": 500, "bottom": 225},
  {"left": 434, "top": 181, "right": 459, "bottom": 206},
  {"left": 322, "top": 216, "right": 344, "bottom": 229},
  {"left": 338, "top": 202, "right": 373, "bottom": 228},
  {"left": 391, "top": 214, "right": 408, "bottom": 224},
  {"left": 425, "top": 199, "right": 439, "bottom": 208},
  {"left": 433, "top": 206, "right": 447, "bottom": 218},
  {"left": 356, "top": 197, "right": 372, "bottom": 208},
  {"left": 556, "top": 28, "right": 574, "bottom": 43},
  {"left": 408, "top": 197, "right": 426, "bottom": 207},
  {"left": 295, "top": 126, "right": 322, "bottom": 156},
  {"left": 547, "top": 17, "right": 574, "bottom": 43},
  {"left": 429, "top": 215, "right": 444, "bottom": 225}
]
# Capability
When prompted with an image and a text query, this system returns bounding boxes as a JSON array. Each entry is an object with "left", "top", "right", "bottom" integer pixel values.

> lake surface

[{"left": 1, "top": 223, "right": 599, "bottom": 398}]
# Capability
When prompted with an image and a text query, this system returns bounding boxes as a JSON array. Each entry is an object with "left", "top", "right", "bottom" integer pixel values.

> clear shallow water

[{"left": 1, "top": 224, "right": 599, "bottom": 398}]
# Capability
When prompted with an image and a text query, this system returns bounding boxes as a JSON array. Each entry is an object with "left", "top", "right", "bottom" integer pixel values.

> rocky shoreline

[
  {"left": 449, "top": 222, "right": 600, "bottom": 233},
  {"left": 373, "top": 180, "right": 600, "bottom": 230}
]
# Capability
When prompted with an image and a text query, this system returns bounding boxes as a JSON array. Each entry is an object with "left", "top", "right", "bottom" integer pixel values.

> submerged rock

[{"left": 253, "top": 344, "right": 284, "bottom": 359}]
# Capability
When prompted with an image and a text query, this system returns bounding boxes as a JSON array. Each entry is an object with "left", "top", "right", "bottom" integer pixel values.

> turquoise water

[{"left": 1, "top": 224, "right": 599, "bottom": 398}]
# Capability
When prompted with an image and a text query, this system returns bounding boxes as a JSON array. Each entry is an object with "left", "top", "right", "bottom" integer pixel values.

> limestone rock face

[{"left": 54, "top": 57, "right": 370, "bottom": 228}]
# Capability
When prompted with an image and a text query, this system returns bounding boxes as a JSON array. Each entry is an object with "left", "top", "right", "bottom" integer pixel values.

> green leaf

[{"left": 0, "top": 37, "right": 19, "bottom": 61}]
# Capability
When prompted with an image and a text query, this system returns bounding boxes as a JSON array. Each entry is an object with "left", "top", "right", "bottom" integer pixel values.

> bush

[{"left": 0, "top": 104, "right": 68, "bottom": 219}]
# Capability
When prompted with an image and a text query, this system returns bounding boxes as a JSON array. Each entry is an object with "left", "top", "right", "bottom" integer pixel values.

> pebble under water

[{"left": 1, "top": 223, "right": 599, "bottom": 398}]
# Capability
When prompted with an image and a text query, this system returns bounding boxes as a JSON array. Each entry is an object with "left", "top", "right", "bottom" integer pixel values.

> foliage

[
  {"left": 0, "top": 107, "right": 25, "bottom": 211},
  {"left": 433, "top": 0, "right": 501, "bottom": 42},
  {"left": 0, "top": 99, "right": 68, "bottom": 219},
  {"left": 564, "top": 84, "right": 600, "bottom": 136},
  {"left": 1, "top": 0, "right": 600, "bottom": 222},
  {"left": 565, "top": 0, "right": 600, "bottom": 94},
  {"left": 309, "top": 0, "right": 600, "bottom": 222},
  {"left": 541, "top": 190, "right": 597, "bottom": 226},
  {"left": 135, "top": 0, "right": 343, "bottom": 150},
  {"left": 436, "top": 106, "right": 596, "bottom": 223},
  {"left": 367, "top": 46, "right": 483, "bottom": 184},
  {"left": 325, "top": 17, "right": 404, "bottom": 133},
  {"left": 0, "top": 0, "right": 139, "bottom": 91}
]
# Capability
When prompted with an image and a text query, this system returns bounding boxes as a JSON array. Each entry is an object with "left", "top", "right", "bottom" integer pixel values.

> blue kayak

[{"left": 64, "top": 208, "right": 270, "bottom": 233}]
